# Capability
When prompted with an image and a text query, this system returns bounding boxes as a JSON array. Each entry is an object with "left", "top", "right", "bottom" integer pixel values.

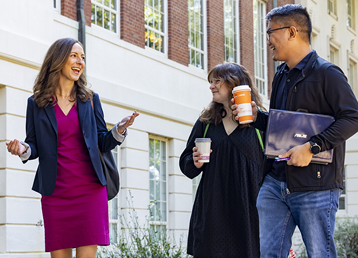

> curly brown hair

[
  {"left": 33, "top": 38, "right": 93, "bottom": 107},
  {"left": 200, "top": 62, "right": 265, "bottom": 125}
]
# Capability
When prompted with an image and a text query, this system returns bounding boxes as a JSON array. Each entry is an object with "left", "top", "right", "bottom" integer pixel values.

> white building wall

[{"left": 0, "top": 0, "right": 211, "bottom": 257}]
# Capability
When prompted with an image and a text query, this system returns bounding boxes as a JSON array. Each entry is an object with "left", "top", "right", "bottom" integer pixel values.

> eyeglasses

[{"left": 266, "top": 26, "right": 291, "bottom": 41}]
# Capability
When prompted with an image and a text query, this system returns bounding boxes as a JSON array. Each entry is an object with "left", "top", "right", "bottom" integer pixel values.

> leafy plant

[
  {"left": 97, "top": 192, "right": 191, "bottom": 258},
  {"left": 335, "top": 216, "right": 358, "bottom": 258}
]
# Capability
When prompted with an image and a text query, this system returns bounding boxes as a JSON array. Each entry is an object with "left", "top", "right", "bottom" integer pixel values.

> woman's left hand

[{"left": 117, "top": 111, "right": 140, "bottom": 134}]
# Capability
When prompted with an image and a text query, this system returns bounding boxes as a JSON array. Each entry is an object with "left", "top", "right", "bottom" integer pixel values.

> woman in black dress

[{"left": 180, "top": 63, "right": 265, "bottom": 258}]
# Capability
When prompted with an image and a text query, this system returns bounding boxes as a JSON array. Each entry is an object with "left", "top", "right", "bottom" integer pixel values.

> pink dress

[{"left": 41, "top": 102, "right": 109, "bottom": 252}]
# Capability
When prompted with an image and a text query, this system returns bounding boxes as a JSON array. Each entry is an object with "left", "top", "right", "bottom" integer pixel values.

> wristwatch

[{"left": 309, "top": 141, "right": 321, "bottom": 155}]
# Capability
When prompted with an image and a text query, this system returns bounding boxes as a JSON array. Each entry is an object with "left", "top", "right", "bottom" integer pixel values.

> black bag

[
  {"left": 98, "top": 147, "right": 120, "bottom": 201},
  {"left": 91, "top": 98, "right": 120, "bottom": 200}
]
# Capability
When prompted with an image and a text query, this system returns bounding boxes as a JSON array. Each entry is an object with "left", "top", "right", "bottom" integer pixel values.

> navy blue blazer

[{"left": 24, "top": 93, "right": 121, "bottom": 196}]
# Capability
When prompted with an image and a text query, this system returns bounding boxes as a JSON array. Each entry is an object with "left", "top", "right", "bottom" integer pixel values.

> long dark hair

[
  {"left": 33, "top": 38, "right": 93, "bottom": 107},
  {"left": 200, "top": 62, "right": 265, "bottom": 125}
]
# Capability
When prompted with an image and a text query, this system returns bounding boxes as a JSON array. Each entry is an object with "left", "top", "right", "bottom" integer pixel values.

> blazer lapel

[
  {"left": 44, "top": 105, "right": 58, "bottom": 135},
  {"left": 77, "top": 98, "right": 90, "bottom": 132}
]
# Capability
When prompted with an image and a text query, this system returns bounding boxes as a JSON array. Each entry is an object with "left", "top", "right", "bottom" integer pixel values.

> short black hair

[{"left": 266, "top": 4, "right": 312, "bottom": 44}]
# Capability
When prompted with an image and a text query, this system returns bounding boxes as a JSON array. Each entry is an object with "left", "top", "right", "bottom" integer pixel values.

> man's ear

[{"left": 289, "top": 26, "right": 298, "bottom": 40}]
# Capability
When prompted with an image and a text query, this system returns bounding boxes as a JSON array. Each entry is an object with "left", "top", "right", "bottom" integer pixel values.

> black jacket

[
  {"left": 23, "top": 93, "right": 121, "bottom": 195},
  {"left": 253, "top": 51, "right": 358, "bottom": 192}
]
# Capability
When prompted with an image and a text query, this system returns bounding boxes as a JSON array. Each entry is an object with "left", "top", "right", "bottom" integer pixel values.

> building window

[
  {"left": 54, "top": 0, "right": 56, "bottom": 8},
  {"left": 188, "top": 0, "right": 205, "bottom": 69},
  {"left": 192, "top": 174, "right": 202, "bottom": 202},
  {"left": 347, "top": 0, "right": 355, "bottom": 30},
  {"left": 91, "top": 0, "right": 118, "bottom": 33},
  {"left": 145, "top": 0, "right": 165, "bottom": 53},
  {"left": 328, "top": 0, "right": 337, "bottom": 16},
  {"left": 329, "top": 46, "right": 339, "bottom": 65},
  {"left": 149, "top": 138, "right": 167, "bottom": 232},
  {"left": 108, "top": 145, "right": 120, "bottom": 244},
  {"left": 349, "top": 59, "right": 357, "bottom": 96},
  {"left": 253, "top": 0, "right": 267, "bottom": 96},
  {"left": 339, "top": 167, "right": 346, "bottom": 210},
  {"left": 224, "top": 0, "right": 238, "bottom": 62}
]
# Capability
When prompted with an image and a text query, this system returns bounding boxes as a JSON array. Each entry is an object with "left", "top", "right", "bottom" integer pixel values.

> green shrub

[
  {"left": 97, "top": 193, "right": 191, "bottom": 258},
  {"left": 335, "top": 216, "right": 358, "bottom": 258}
]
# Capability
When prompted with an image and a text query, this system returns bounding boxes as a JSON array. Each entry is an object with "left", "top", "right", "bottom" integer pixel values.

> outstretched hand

[
  {"left": 6, "top": 139, "right": 26, "bottom": 156},
  {"left": 117, "top": 111, "right": 140, "bottom": 134},
  {"left": 231, "top": 99, "right": 258, "bottom": 122}
]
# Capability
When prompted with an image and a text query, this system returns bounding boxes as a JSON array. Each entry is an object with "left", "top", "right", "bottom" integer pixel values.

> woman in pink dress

[{"left": 6, "top": 38, "right": 139, "bottom": 258}]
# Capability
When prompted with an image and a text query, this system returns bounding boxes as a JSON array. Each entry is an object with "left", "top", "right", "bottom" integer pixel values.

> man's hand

[
  {"left": 231, "top": 99, "right": 257, "bottom": 122},
  {"left": 279, "top": 142, "right": 313, "bottom": 167}
]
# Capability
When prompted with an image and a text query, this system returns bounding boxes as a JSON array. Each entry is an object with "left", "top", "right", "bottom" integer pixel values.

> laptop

[{"left": 265, "top": 109, "right": 335, "bottom": 165}]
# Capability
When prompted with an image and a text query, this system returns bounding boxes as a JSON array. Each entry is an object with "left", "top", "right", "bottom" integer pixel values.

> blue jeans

[{"left": 256, "top": 175, "right": 341, "bottom": 258}]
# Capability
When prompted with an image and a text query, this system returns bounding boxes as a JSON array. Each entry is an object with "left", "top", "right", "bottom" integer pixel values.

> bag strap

[
  {"left": 203, "top": 123, "right": 264, "bottom": 151},
  {"left": 255, "top": 128, "right": 264, "bottom": 151},
  {"left": 203, "top": 123, "right": 210, "bottom": 138}
]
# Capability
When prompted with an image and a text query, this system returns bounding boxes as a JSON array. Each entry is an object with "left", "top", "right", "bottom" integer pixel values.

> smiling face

[
  {"left": 210, "top": 78, "right": 231, "bottom": 106},
  {"left": 60, "top": 43, "right": 85, "bottom": 84},
  {"left": 266, "top": 20, "right": 291, "bottom": 62}
]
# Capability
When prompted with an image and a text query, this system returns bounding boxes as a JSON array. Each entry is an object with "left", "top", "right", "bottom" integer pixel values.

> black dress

[{"left": 179, "top": 119, "right": 263, "bottom": 258}]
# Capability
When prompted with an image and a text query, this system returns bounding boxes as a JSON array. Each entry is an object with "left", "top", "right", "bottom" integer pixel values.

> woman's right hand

[
  {"left": 6, "top": 139, "right": 26, "bottom": 156},
  {"left": 192, "top": 146, "right": 204, "bottom": 169}
]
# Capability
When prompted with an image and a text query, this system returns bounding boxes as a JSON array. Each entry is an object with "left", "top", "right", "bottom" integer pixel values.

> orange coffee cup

[{"left": 232, "top": 85, "right": 253, "bottom": 124}]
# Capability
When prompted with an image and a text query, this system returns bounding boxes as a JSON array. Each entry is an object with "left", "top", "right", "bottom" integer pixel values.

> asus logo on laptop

[{"left": 294, "top": 133, "right": 307, "bottom": 138}]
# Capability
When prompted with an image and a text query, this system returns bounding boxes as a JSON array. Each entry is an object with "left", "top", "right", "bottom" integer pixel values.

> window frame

[
  {"left": 224, "top": 0, "right": 239, "bottom": 63},
  {"left": 91, "top": 0, "right": 119, "bottom": 34},
  {"left": 54, "top": 0, "right": 60, "bottom": 11},
  {"left": 108, "top": 145, "right": 121, "bottom": 244},
  {"left": 329, "top": 44, "right": 339, "bottom": 66},
  {"left": 188, "top": 0, "right": 207, "bottom": 71},
  {"left": 347, "top": 0, "right": 356, "bottom": 30},
  {"left": 348, "top": 53, "right": 358, "bottom": 96},
  {"left": 148, "top": 136, "right": 168, "bottom": 230},
  {"left": 338, "top": 166, "right": 347, "bottom": 211},
  {"left": 253, "top": 0, "right": 268, "bottom": 98},
  {"left": 144, "top": 0, "right": 168, "bottom": 56},
  {"left": 328, "top": 0, "right": 338, "bottom": 19}
]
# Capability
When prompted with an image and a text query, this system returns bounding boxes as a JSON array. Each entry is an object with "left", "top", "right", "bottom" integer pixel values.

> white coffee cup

[{"left": 195, "top": 138, "right": 212, "bottom": 163}]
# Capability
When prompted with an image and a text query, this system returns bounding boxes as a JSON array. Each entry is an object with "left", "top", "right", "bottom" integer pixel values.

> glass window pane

[
  {"left": 96, "top": 7, "right": 103, "bottom": 27},
  {"left": 149, "top": 158, "right": 155, "bottom": 179},
  {"left": 104, "top": 10, "right": 110, "bottom": 29},
  {"left": 155, "top": 181, "right": 160, "bottom": 200},
  {"left": 148, "top": 0, "right": 153, "bottom": 6},
  {"left": 111, "top": 0, "right": 116, "bottom": 10},
  {"left": 111, "top": 13, "right": 116, "bottom": 33},
  {"left": 161, "top": 202, "right": 167, "bottom": 221},
  {"left": 150, "top": 180, "right": 155, "bottom": 200},
  {"left": 155, "top": 140, "right": 160, "bottom": 159},
  {"left": 104, "top": 0, "right": 110, "bottom": 7},
  {"left": 96, "top": 0, "right": 102, "bottom": 3},
  {"left": 91, "top": 4, "right": 95, "bottom": 24},
  {"left": 155, "top": 201, "right": 161, "bottom": 220},
  {"left": 161, "top": 182, "right": 166, "bottom": 201},
  {"left": 109, "top": 223, "right": 118, "bottom": 244},
  {"left": 154, "top": 11, "right": 159, "bottom": 30},
  {"left": 111, "top": 197, "right": 118, "bottom": 219},
  {"left": 160, "top": 161, "right": 166, "bottom": 181},
  {"left": 154, "top": 0, "right": 159, "bottom": 10}
]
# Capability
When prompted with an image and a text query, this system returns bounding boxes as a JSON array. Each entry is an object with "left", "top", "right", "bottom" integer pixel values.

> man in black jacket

[{"left": 233, "top": 4, "right": 358, "bottom": 258}]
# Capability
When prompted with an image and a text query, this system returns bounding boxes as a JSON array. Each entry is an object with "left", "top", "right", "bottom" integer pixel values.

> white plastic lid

[{"left": 232, "top": 85, "right": 250, "bottom": 92}]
